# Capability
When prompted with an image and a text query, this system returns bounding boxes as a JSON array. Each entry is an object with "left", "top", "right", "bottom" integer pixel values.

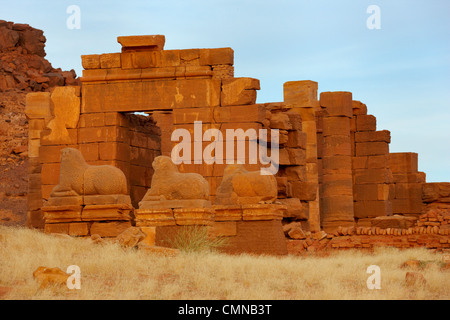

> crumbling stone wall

[
  {"left": 25, "top": 87, "right": 161, "bottom": 227},
  {"left": 26, "top": 34, "right": 449, "bottom": 254}
]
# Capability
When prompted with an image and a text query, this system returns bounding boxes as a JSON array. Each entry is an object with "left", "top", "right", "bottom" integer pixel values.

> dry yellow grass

[{"left": 0, "top": 225, "right": 449, "bottom": 300}]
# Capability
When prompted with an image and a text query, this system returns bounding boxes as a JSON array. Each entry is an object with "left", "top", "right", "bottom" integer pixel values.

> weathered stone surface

[
  {"left": 173, "top": 207, "right": 214, "bottom": 225},
  {"left": 139, "top": 199, "right": 211, "bottom": 210},
  {"left": 353, "top": 184, "right": 391, "bottom": 201},
  {"left": 117, "top": 35, "right": 165, "bottom": 51},
  {"left": 288, "top": 226, "right": 306, "bottom": 240},
  {"left": 322, "top": 135, "right": 352, "bottom": 156},
  {"left": 355, "top": 130, "right": 391, "bottom": 143},
  {"left": 322, "top": 155, "right": 352, "bottom": 173},
  {"left": 389, "top": 152, "right": 418, "bottom": 174},
  {"left": 68, "top": 222, "right": 89, "bottom": 236},
  {"left": 355, "top": 141, "right": 389, "bottom": 156},
  {"left": 354, "top": 200, "right": 393, "bottom": 219},
  {"left": 44, "top": 223, "right": 69, "bottom": 235},
  {"left": 422, "top": 183, "right": 450, "bottom": 203},
  {"left": 83, "top": 194, "right": 132, "bottom": 206},
  {"left": 321, "top": 194, "right": 355, "bottom": 232},
  {"left": 283, "top": 80, "right": 318, "bottom": 107},
  {"left": 371, "top": 215, "right": 418, "bottom": 229},
  {"left": 16, "top": 24, "right": 46, "bottom": 57},
  {"left": 212, "top": 205, "right": 243, "bottom": 221},
  {"left": 90, "top": 221, "right": 132, "bottom": 237},
  {"left": 199, "top": 47, "right": 234, "bottom": 66},
  {"left": 221, "top": 78, "right": 260, "bottom": 106},
  {"left": 214, "top": 164, "right": 277, "bottom": 205},
  {"left": 213, "top": 104, "right": 267, "bottom": 124},
  {"left": 100, "top": 53, "right": 121, "bottom": 68},
  {"left": 208, "top": 221, "right": 237, "bottom": 237},
  {"left": 322, "top": 117, "right": 350, "bottom": 136},
  {"left": 0, "top": 26, "right": 19, "bottom": 50},
  {"left": 277, "top": 198, "right": 308, "bottom": 220},
  {"left": 288, "top": 181, "right": 318, "bottom": 201},
  {"left": 269, "top": 112, "right": 292, "bottom": 130},
  {"left": 320, "top": 92, "right": 353, "bottom": 117},
  {"left": 282, "top": 221, "right": 302, "bottom": 235},
  {"left": 139, "top": 156, "right": 210, "bottom": 209},
  {"left": 82, "top": 78, "right": 221, "bottom": 113},
  {"left": 220, "top": 220, "right": 287, "bottom": 255},
  {"left": 25, "top": 92, "right": 52, "bottom": 119},
  {"left": 119, "top": 51, "right": 161, "bottom": 69},
  {"left": 241, "top": 204, "right": 286, "bottom": 221},
  {"left": 81, "top": 54, "right": 101, "bottom": 69},
  {"left": 135, "top": 208, "right": 176, "bottom": 226},
  {"left": 42, "top": 205, "right": 82, "bottom": 223},
  {"left": 354, "top": 168, "right": 393, "bottom": 185},
  {"left": 356, "top": 115, "right": 377, "bottom": 131},
  {"left": 42, "top": 86, "right": 80, "bottom": 144},
  {"left": 352, "top": 100, "right": 367, "bottom": 115},
  {"left": 116, "top": 227, "right": 147, "bottom": 248},
  {"left": 81, "top": 204, "right": 133, "bottom": 221}
]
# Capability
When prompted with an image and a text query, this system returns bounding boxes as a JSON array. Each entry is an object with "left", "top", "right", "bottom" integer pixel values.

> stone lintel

[{"left": 117, "top": 35, "right": 165, "bottom": 52}]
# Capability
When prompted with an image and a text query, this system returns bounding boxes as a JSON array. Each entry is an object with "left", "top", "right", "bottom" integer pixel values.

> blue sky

[{"left": 1, "top": 0, "right": 449, "bottom": 182}]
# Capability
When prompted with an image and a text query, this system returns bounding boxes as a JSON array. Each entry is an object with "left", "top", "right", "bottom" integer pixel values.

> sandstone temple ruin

[{"left": 25, "top": 35, "right": 450, "bottom": 254}]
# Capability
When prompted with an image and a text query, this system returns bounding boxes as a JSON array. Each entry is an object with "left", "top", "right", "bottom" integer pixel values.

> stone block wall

[
  {"left": 79, "top": 36, "right": 274, "bottom": 206},
  {"left": 41, "top": 112, "right": 160, "bottom": 209},
  {"left": 25, "top": 92, "right": 53, "bottom": 228},
  {"left": 422, "top": 182, "right": 450, "bottom": 226},
  {"left": 77, "top": 112, "right": 161, "bottom": 208},
  {"left": 26, "top": 35, "right": 449, "bottom": 254},
  {"left": 351, "top": 102, "right": 394, "bottom": 225},
  {"left": 25, "top": 87, "right": 161, "bottom": 228},
  {"left": 390, "top": 152, "right": 425, "bottom": 216},
  {"left": 283, "top": 81, "right": 321, "bottom": 232}
]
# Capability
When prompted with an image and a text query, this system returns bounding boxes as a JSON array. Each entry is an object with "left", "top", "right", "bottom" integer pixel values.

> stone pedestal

[
  {"left": 138, "top": 199, "right": 211, "bottom": 210},
  {"left": 134, "top": 207, "right": 214, "bottom": 246},
  {"left": 209, "top": 204, "right": 288, "bottom": 255},
  {"left": 42, "top": 202, "right": 134, "bottom": 238}
]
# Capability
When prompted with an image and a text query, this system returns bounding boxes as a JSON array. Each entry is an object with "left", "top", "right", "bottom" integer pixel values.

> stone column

[
  {"left": 283, "top": 81, "right": 321, "bottom": 232},
  {"left": 319, "top": 91, "right": 355, "bottom": 232},
  {"left": 352, "top": 105, "right": 394, "bottom": 224},
  {"left": 25, "top": 92, "right": 53, "bottom": 228}
]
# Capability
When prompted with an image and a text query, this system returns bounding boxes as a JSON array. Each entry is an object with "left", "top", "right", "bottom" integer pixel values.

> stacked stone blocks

[{"left": 25, "top": 34, "right": 449, "bottom": 254}]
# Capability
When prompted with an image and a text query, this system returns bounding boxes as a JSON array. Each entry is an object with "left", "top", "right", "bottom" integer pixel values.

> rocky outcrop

[
  {"left": 0, "top": 20, "right": 80, "bottom": 92},
  {"left": 0, "top": 21, "right": 81, "bottom": 227}
]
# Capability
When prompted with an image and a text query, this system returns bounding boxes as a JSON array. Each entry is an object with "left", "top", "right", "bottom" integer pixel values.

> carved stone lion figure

[
  {"left": 50, "top": 148, "right": 128, "bottom": 197},
  {"left": 214, "top": 164, "right": 278, "bottom": 205},
  {"left": 141, "top": 155, "right": 209, "bottom": 201}
]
